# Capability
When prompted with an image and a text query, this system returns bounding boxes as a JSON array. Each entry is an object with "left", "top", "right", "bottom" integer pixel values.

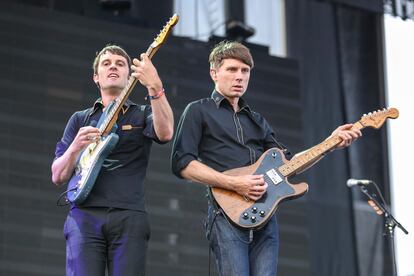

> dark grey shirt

[{"left": 54, "top": 99, "right": 163, "bottom": 211}]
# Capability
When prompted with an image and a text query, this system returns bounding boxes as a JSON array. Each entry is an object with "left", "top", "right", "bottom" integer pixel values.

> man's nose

[{"left": 235, "top": 71, "right": 243, "bottom": 80}]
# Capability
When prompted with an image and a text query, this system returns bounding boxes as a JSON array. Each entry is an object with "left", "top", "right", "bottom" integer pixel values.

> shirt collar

[
  {"left": 211, "top": 90, "right": 251, "bottom": 113},
  {"left": 90, "top": 98, "right": 137, "bottom": 115}
]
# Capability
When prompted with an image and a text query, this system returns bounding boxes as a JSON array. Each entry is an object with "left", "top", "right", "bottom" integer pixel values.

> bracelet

[{"left": 145, "top": 88, "right": 165, "bottom": 100}]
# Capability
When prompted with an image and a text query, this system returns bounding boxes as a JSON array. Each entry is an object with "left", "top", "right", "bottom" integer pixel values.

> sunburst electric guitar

[
  {"left": 66, "top": 14, "right": 179, "bottom": 204},
  {"left": 211, "top": 108, "right": 399, "bottom": 229}
]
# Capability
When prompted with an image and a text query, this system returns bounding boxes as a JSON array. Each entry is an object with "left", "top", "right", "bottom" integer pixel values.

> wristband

[{"left": 145, "top": 88, "right": 165, "bottom": 100}]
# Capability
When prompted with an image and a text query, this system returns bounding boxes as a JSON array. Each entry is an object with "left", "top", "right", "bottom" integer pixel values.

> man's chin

[
  {"left": 231, "top": 91, "right": 245, "bottom": 97},
  {"left": 102, "top": 85, "right": 123, "bottom": 95}
]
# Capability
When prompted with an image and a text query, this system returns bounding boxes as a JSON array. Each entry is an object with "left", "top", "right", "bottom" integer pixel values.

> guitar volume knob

[
  {"left": 259, "top": 210, "right": 265, "bottom": 217},
  {"left": 251, "top": 216, "right": 256, "bottom": 222},
  {"left": 252, "top": 207, "right": 258, "bottom": 213},
  {"left": 243, "top": 212, "right": 249, "bottom": 219}
]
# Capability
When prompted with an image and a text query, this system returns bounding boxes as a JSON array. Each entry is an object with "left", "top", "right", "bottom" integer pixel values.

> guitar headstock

[
  {"left": 148, "top": 14, "right": 179, "bottom": 58},
  {"left": 359, "top": 107, "right": 399, "bottom": 129}
]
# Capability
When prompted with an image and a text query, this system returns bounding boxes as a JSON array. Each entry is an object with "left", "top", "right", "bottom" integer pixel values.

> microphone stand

[{"left": 359, "top": 184, "right": 408, "bottom": 276}]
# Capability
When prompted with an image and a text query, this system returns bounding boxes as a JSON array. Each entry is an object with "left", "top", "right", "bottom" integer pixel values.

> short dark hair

[
  {"left": 92, "top": 44, "right": 132, "bottom": 75},
  {"left": 209, "top": 40, "right": 254, "bottom": 69}
]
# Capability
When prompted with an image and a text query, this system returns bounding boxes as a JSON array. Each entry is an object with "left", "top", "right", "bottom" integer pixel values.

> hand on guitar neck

[
  {"left": 291, "top": 123, "right": 362, "bottom": 175},
  {"left": 330, "top": 123, "right": 362, "bottom": 149},
  {"left": 131, "top": 54, "right": 163, "bottom": 93}
]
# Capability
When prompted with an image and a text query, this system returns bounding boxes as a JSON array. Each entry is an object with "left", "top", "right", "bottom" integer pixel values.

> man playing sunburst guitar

[
  {"left": 52, "top": 44, "right": 173, "bottom": 276},
  {"left": 171, "top": 41, "right": 361, "bottom": 276}
]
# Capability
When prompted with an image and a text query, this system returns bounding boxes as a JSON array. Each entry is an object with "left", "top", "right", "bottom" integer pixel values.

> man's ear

[
  {"left": 93, "top": 74, "right": 100, "bottom": 89},
  {"left": 210, "top": 68, "right": 217, "bottom": 81}
]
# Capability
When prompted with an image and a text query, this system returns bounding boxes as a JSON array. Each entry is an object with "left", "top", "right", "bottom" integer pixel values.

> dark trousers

[{"left": 64, "top": 207, "right": 150, "bottom": 276}]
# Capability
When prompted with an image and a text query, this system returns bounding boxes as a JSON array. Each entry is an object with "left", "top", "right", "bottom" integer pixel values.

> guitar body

[
  {"left": 211, "top": 148, "right": 309, "bottom": 229},
  {"left": 67, "top": 133, "right": 119, "bottom": 204},
  {"left": 67, "top": 102, "right": 119, "bottom": 204}
]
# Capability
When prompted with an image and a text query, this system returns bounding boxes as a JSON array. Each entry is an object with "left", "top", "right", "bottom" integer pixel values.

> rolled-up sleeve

[
  {"left": 142, "top": 105, "right": 168, "bottom": 145},
  {"left": 171, "top": 102, "right": 203, "bottom": 178}
]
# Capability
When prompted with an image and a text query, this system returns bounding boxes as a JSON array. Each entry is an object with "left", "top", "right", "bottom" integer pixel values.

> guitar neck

[
  {"left": 278, "top": 121, "right": 365, "bottom": 177},
  {"left": 99, "top": 45, "right": 157, "bottom": 135}
]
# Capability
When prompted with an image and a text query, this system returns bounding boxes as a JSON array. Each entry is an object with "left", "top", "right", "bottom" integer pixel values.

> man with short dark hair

[
  {"left": 171, "top": 40, "right": 361, "bottom": 276},
  {"left": 52, "top": 44, "right": 174, "bottom": 276}
]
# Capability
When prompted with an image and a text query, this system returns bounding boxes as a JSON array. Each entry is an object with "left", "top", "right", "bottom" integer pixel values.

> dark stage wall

[
  {"left": 0, "top": 2, "right": 309, "bottom": 276},
  {"left": 286, "top": 1, "right": 390, "bottom": 276}
]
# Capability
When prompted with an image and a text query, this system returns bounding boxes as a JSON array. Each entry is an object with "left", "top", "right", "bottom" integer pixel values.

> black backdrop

[
  {"left": 0, "top": 2, "right": 306, "bottom": 276},
  {"left": 0, "top": 1, "right": 392, "bottom": 276}
]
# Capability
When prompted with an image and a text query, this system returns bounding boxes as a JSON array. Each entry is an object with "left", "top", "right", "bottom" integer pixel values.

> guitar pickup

[{"left": 121, "top": 124, "right": 142, "bottom": 131}]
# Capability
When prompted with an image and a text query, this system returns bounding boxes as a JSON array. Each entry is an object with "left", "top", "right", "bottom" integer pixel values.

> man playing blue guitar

[
  {"left": 171, "top": 40, "right": 361, "bottom": 276},
  {"left": 52, "top": 44, "right": 174, "bottom": 275}
]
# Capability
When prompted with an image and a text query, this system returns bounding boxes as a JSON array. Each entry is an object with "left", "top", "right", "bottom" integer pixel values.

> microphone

[{"left": 346, "top": 179, "right": 372, "bottom": 187}]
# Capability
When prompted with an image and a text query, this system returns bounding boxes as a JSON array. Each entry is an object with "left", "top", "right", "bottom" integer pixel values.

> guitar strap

[{"left": 248, "top": 110, "right": 292, "bottom": 159}]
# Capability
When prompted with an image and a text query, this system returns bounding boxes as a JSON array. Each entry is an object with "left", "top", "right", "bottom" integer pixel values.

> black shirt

[
  {"left": 54, "top": 98, "right": 163, "bottom": 211},
  {"left": 171, "top": 90, "right": 286, "bottom": 177}
]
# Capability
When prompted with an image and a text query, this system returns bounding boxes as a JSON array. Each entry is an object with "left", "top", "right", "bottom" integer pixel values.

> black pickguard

[{"left": 237, "top": 148, "right": 295, "bottom": 228}]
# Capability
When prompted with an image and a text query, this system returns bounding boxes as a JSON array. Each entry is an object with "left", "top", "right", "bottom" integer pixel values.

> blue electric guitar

[
  {"left": 211, "top": 108, "right": 399, "bottom": 229},
  {"left": 66, "top": 14, "right": 179, "bottom": 204}
]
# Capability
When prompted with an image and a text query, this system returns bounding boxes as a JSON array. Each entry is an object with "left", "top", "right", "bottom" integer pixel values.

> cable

[
  {"left": 56, "top": 187, "right": 77, "bottom": 206},
  {"left": 370, "top": 181, "right": 388, "bottom": 206}
]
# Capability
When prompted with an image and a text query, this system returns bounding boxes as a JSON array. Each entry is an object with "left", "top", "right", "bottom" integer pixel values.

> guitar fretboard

[
  {"left": 278, "top": 121, "right": 365, "bottom": 177},
  {"left": 99, "top": 45, "right": 155, "bottom": 136}
]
